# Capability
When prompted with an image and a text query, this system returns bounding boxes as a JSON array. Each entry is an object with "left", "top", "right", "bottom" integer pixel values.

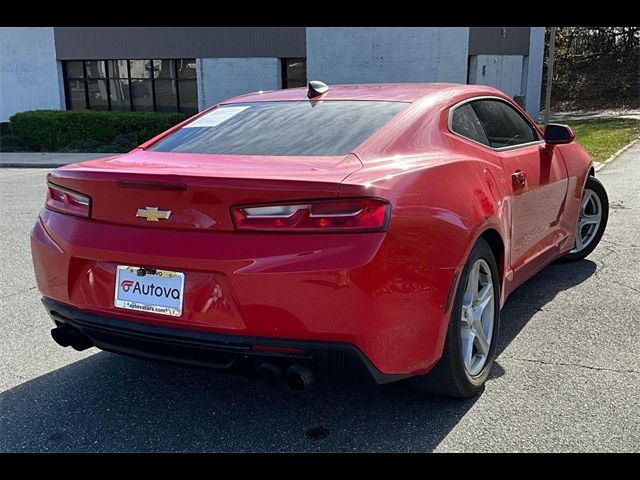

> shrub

[
  {"left": 9, "top": 110, "right": 186, "bottom": 152},
  {"left": 58, "top": 134, "right": 140, "bottom": 153},
  {"left": 0, "top": 134, "right": 26, "bottom": 152}
]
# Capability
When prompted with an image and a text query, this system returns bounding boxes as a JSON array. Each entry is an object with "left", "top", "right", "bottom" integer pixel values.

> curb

[
  {"left": 594, "top": 138, "right": 639, "bottom": 172},
  {"left": 0, "top": 163, "right": 64, "bottom": 168},
  {"left": 0, "top": 152, "right": 117, "bottom": 169}
]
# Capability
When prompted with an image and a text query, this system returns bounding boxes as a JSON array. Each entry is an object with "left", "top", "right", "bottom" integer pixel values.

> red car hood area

[{"left": 50, "top": 149, "right": 364, "bottom": 231}]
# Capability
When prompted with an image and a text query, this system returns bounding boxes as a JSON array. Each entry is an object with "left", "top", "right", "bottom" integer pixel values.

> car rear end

[{"left": 30, "top": 94, "right": 454, "bottom": 386}]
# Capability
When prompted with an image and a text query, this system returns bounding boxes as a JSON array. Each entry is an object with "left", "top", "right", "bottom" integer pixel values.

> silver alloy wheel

[
  {"left": 460, "top": 258, "right": 495, "bottom": 376},
  {"left": 570, "top": 187, "right": 602, "bottom": 254}
]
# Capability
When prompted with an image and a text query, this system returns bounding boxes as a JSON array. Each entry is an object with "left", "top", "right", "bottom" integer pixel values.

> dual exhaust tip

[
  {"left": 51, "top": 324, "right": 93, "bottom": 351},
  {"left": 51, "top": 324, "right": 315, "bottom": 389},
  {"left": 257, "top": 362, "right": 315, "bottom": 390}
]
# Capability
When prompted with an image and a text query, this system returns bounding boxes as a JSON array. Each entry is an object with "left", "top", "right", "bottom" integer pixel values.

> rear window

[{"left": 151, "top": 100, "right": 409, "bottom": 156}]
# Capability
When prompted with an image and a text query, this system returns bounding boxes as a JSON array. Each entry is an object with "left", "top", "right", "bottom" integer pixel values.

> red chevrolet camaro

[{"left": 31, "top": 82, "right": 608, "bottom": 397}]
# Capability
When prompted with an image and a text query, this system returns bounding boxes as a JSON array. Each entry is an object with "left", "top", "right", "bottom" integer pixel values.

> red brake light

[
  {"left": 232, "top": 198, "right": 390, "bottom": 232},
  {"left": 45, "top": 183, "right": 91, "bottom": 218}
]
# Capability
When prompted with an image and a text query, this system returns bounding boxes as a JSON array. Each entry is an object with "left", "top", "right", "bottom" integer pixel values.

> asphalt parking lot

[{"left": 1, "top": 146, "right": 639, "bottom": 452}]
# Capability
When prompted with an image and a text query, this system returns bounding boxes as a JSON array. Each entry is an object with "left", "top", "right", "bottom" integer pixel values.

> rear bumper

[
  {"left": 31, "top": 208, "right": 457, "bottom": 375},
  {"left": 43, "top": 297, "right": 408, "bottom": 385}
]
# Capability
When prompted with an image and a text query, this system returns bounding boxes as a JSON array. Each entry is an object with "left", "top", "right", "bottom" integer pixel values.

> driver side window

[{"left": 469, "top": 100, "right": 540, "bottom": 148}]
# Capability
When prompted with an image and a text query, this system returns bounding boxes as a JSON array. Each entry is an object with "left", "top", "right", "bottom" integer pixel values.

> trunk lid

[{"left": 49, "top": 150, "right": 362, "bottom": 231}]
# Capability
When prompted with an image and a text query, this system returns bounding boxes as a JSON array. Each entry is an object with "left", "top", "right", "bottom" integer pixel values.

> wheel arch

[
  {"left": 478, "top": 228, "right": 505, "bottom": 284},
  {"left": 462, "top": 224, "right": 509, "bottom": 308}
]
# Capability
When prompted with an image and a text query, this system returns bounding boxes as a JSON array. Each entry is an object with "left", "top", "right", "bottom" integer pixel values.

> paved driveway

[{"left": 1, "top": 145, "right": 638, "bottom": 452}]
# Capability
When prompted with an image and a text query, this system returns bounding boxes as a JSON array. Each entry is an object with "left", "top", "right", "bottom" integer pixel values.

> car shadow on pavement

[{"left": 0, "top": 260, "right": 596, "bottom": 453}]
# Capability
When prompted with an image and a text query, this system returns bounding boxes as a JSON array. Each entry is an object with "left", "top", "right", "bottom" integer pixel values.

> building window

[
  {"left": 62, "top": 59, "right": 198, "bottom": 116},
  {"left": 281, "top": 58, "right": 307, "bottom": 89},
  {"left": 64, "top": 61, "right": 87, "bottom": 110},
  {"left": 107, "top": 60, "right": 130, "bottom": 111},
  {"left": 84, "top": 60, "right": 109, "bottom": 110},
  {"left": 176, "top": 59, "right": 198, "bottom": 114}
]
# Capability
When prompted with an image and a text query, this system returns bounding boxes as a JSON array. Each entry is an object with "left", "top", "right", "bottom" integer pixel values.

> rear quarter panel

[
  {"left": 339, "top": 149, "right": 510, "bottom": 370},
  {"left": 338, "top": 98, "right": 512, "bottom": 368}
]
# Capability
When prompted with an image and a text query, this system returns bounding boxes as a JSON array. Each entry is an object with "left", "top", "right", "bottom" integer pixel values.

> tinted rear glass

[
  {"left": 151, "top": 101, "right": 409, "bottom": 156},
  {"left": 470, "top": 100, "right": 539, "bottom": 148},
  {"left": 451, "top": 103, "right": 490, "bottom": 146}
]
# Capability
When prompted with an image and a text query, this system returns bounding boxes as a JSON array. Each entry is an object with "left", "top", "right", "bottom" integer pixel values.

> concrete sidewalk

[{"left": 0, "top": 152, "right": 116, "bottom": 168}]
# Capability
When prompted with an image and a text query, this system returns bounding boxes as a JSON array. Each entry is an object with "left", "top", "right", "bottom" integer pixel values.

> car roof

[{"left": 222, "top": 83, "right": 505, "bottom": 104}]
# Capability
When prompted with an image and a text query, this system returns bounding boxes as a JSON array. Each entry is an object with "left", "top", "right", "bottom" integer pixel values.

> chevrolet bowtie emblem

[{"left": 136, "top": 207, "right": 172, "bottom": 222}]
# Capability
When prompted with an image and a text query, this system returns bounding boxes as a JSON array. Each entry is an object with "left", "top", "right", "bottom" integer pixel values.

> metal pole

[{"left": 543, "top": 26, "right": 556, "bottom": 127}]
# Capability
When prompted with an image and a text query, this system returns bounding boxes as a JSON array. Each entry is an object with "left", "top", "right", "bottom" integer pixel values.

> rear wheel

[
  {"left": 410, "top": 238, "right": 500, "bottom": 398},
  {"left": 559, "top": 176, "right": 608, "bottom": 263}
]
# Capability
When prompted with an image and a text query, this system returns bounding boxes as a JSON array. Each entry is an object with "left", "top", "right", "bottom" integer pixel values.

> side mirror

[{"left": 544, "top": 123, "right": 575, "bottom": 144}]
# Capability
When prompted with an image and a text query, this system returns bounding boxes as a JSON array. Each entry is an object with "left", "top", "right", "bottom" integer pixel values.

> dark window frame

[
  {"left": 63, "top": 58, "right": 197, "bottom": 115},
  {"left": 447, "top": 96, "right": 542, "bottom": 151}
]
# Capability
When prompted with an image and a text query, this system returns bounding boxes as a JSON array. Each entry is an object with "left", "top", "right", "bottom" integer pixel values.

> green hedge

[{"left": 9, "top": 110, "right": 186, "bottom": 152}]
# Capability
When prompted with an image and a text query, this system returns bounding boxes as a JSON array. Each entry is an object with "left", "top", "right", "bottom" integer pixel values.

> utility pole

[{"left": 543, "top": 27, "right": 556, "bottom": 127}]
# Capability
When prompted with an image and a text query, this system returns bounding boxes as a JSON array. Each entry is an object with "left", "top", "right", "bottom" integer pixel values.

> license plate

[{"left": 115, "top": 265, "right": 185, "bottom": 317}]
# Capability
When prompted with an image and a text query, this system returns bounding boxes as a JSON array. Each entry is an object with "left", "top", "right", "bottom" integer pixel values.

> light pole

[{"left": 543, "top": 26, "right": 557, "bottom": 127}]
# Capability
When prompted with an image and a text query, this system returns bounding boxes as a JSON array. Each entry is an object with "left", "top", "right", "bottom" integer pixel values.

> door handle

[{"left": 512, "top": 170, "right": 527, "bottom": 187}]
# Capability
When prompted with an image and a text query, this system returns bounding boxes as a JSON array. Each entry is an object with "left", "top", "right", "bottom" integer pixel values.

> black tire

[
  {"left": 410, "top": 238, "right": 500, "bottom": 398},
  {"left": 558, "top": 176, "right": 609, "bottom": 263}
]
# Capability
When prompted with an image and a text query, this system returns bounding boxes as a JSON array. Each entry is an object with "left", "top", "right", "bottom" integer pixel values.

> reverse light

[
  {"left": 45, "top": 183, "right": 91, "bottom": 218},
  {"left": 232, "top": 198, "right": 390, "bottom": 232}
]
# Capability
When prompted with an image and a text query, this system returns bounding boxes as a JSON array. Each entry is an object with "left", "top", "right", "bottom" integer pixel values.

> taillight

[
  {"left": 232, "top": 198, "right": 390, "bottom": 232},
  {"left": 45, "top": 183, "right": 91, "bottom": 218}
]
